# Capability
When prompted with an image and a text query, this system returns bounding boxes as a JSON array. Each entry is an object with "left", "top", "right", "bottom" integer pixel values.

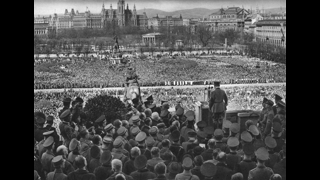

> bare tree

[{"left": 197, "top": 25, "right": 214, "bottom": 47}]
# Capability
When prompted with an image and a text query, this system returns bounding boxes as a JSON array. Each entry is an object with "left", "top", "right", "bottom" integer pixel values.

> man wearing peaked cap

[
  {"left": 111, "top": 138, "right": 129, "bottom": 164},
  {"left": 41, "top": 136, "right": 55, "bottom": 174},
  {"left": 248, "top": 125, "right": 260, "bottom": 136},
  {"left": 37, "top": 130, "right": 55, "bottom": 158},
  {"left": 241, "top": 131, "right": 253, "bottom": 143},
  {"left": 104, "top": 124, "right": 115, "bottom": 137},
  {"left": 181, "top": 113, "right": 195, "bottom": 142},
  {"left": 95, "top": 115, "right": 107, "bottom": 137},
  {"left": 264, "top": 136, "right": 281, "bottom": 169},
  {"left": 209, "top": 81, "right": 228, "bottom": 130},
  {"left": 273, "top": 94, "right": 283, "bottom": 115},
  {"left": 182, "top": 131, "right": 198, "bottom": 152},
  {"left": 46, "top": 155, "right": 68, "bottom": 180},
  {"left": 222, "top": 120, "right": 232, "bottom": 143},
  {"left": 226, "top": 137, "right": 241, "bottom": 170},
  {"left": 59, "top": 97, "right": 71, "bottom": 116},
  {"left": 201, "top": 162, "right": 217, "bottom": 178},
  {"left": 59, "top": 109, "right": 71, "bottom": 120},
  {"left": 215, "top": 152, "right": 234, "bottom": 180},
  {"left": 169, "top": 130, "right": 185, "bottom": 162},
  {"left": 248, "top": 147, "right": 274, "bottom": 180},
  {"left": 45, "top": 116, "right": 54, "bottom": 130},
  {"left": 213, "top": 129, "right": 228, "bottom": 153},
  {"left": 230, "top": 123, "right": 240, "bottom": 138},
  {"left": 262, "top": 99, "right": 275, "bottom": 137},
  {"left": 184, "top": 110, "right": 195, "bottom": 118},
  {"left": 135, "top": 131, "right": 147, "bottom": 143},
  {"left": 102, "top": 136, "right": 113, "bottom": 152},
  {"left": 175, "top": 156, "right": 199, "bottom": 180},
  {"left": 276, "top": 101, "right": 286, "bottom": 114},
  {"left": 131, "top": 126, "right": 141, "bottom": 138},
  {"left": 196, "top": 121, "right": 207, "bottom": 130},
  {"left": 237, "top": 143, "right": 256, "bottom": 180},
  {"left": 145, "top": 136, "right": 155, "bottom": 147}
]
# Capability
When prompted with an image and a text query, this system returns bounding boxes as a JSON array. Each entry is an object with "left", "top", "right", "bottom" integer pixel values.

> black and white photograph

[{"left": 34, "top": 0, "right": 286, "bottom": 179}]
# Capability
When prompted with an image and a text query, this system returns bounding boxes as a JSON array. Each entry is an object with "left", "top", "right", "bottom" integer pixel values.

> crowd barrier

[{"left": 34, "top": 79, "right": 285, "bottom": 90}]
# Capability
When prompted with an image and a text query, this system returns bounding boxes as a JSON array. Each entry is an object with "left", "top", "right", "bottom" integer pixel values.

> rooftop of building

[
  {"left": 256, "top": 19, "right": 286, "bottom": 26},
  {"left": 142, "top": 33, "right": 163, "bottom": 36},
  {"left": 34, "top": 23, "right": 49, "bottom": 29}
]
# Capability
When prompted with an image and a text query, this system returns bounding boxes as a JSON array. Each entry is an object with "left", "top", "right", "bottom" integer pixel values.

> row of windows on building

[
  {"left": 211, "top": 15, "right": 237, "bottom": 19},
  {"left": 257, "top": 38, "right": 285, "bottom": 47},
  {"left": 34, "top": 30, "right": 47, "bottom": 35}
]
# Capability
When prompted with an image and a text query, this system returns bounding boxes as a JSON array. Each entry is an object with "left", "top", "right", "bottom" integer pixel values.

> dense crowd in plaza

[
  {"left": 34, "top": 54, "right": 286, "bottom": 89},
  {"left": 34, "top": 84, "right": 286, "bottom": 180}
]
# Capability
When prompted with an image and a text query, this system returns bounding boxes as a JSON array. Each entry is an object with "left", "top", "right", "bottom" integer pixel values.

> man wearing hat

[
  {"left": 271, "top": 123, "right": 285, "bottom": 153},
  {"left": 191, "top": 155, "right": 204, "bottom": 180},
  {"left": 213, "top": 129, "right": 228, "bottom": 153},
  {"left": 135, "top": 132, "right": 147, "bottom": 155},
  {"left": 226, "top": 137, "right": 242, "bottom": 170},
  {"left": 201, "top": 139, "right": 215, "bottom": 161},
  {"left": 149, "top": 126, "right": 161, "bottom": 147},
  {"left": 130, "top": 155, "right": 156, "bottom": 180},
  {"left": 37, "top": 130, "right": 55, "bottom": 158},
  {"left": 144, "top": 95, "right": 154, "bottom": 109},
  {"left": 156, "top": 123, "right": 166, "bottom": 141},
  {"left": 169, "top": 130, "right": 185, "bottom": 162},
  {"left": 59, "top": 97, "right": 71, "bottom": 116},
  {"left": 248, "top": 147, "right": 274, "bottom": 180},
  {"left": 144, "top": 136, "right": 155, "bottom": 160},
  {"left": 44, "top": 115, "right": 55, "bottom": 130},
  {"left": 264, "top": 136, "right": 281, "bottom": 169},
  {"left": 237, "top": 131, "right": 253, "bottom": 157},
  {"left": 235, "top": 143, "right": 256, "bottom": 180},
  {"left": 130, "top": 126, "right": 141, "bottom": 140},
  {"left": 200, "top": 162, "right": 218, "bottom": 180},
  {"left": 105, "top": 124, "right": 115, "bottom": 137},
  {"left": 52, "top": 145, "right": 75, "bottom": 175},
  {"left": 169, "top": 106, "right": 185, "bottom": 125},
  {"left": 94, "top": 151, "right": 113, "bottom": 180},
  {"left": 222, "top": 120, "right": 232, "bottom": 143},
  {"left": 146, "top": 147, "right": 164, "bottom": 173},
  {"left": 41, "top": 136, "right": 55, "bottom": 175},
  {"left": 181, "top": 111, "right": 196, "bottom": 142},
  {"left": 113, "top": 119, "right": 123, "bottom": 138},
  {"left": 272, "top": 94, "right": 283, "bottom": 115},
  {"left": 175, "top": 156, "right": 200, "bottom": 180},
  {"left": 160, "top": 102, "right": 172, "bottom": 127},
  {"left": 95, "top": 115, "right": 107, "bottom": 137},
  {"left": 34, "top": 113, "right": 47, "bottom": 143},
  {"left": 184, "top": 131, "right": 199, "bottom": 153},
  {"left": 129, "top": 115, "right": 141, "bottom": 133},
  {"left": 209, "top": 81, "right": 228, "bottom": 129},
  {"left": 214, "top": 152, "right": 234, "bottom": 180},
  {"left": 273, "top": 146, "right": 286, "bottom": 180},
  {"left": 258, "top": 98, "right": 269, "bottom": 131},
  {"left": 46, "top": 155, "right": 68, "bottom": 180},
  {"left": 152, "top": 162, "right": 167, "bottom": 180},
  {"left": 68, "top": 138, "right": 81, "bottom": 165},
  {"left": 112, "top": 138, "right": 130, "bottom": 164},
  {"left": 261, "top": 100, "right": 275, "bottom": 137},
  {"left": 116, "top": 126, "right": 132, "bottom": 153}
]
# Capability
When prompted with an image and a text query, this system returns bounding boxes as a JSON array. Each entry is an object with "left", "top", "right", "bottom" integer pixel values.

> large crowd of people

[
  {"left": 34, "top": 85, "right": 286, "bottom": 117},
  {"left": 34, "top": 54, "right": 286, "bottom": 89},
  {"left": 34, "top": 84, "right": 286, "bottom": 180}
]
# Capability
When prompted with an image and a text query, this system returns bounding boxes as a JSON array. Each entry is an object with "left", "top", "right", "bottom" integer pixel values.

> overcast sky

[{"left": 34, "top": 0, "right": 286, "bottom": 15}]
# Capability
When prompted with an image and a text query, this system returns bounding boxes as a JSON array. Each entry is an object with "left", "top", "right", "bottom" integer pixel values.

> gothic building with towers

[{"left": 101, "top": 0, "right": 137, "bottom": 27}]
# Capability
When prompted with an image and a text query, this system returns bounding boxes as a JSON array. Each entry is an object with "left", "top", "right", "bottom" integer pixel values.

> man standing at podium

[{"left": 209, "top": 81, "right": 228, "bottom": 129}]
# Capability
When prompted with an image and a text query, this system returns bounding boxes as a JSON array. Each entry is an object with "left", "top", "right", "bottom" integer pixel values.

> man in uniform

[
  {"left": 258, "top": 98, "right": 269, "bottom": 132},
  {"left": 34, "top": 114, "right": 47, "bottom": 143},
  {"left": 144, "top": 95, "right": 154, "bottom": 109},
  {"left": 41, "top": 136, "right": 55, "bottom": 175},
  {"left": 130, "top": 155, "right": 156, "bottom": 180},
  {"left": 209, "top": 81, "right": 228, "bottom": 129},
  {"left": 182, "top": 131, "right": 198, "bottom": 152},
  {"left": 248, "top": 147, "right": 274, "bottom": 180},
  {"left": 46, "top": 155, "right": 68, "bottom": 180},
  {"left": 213, "top": 129, "right": 228, "bottom": 153},
  {"left": 235, "top": 143, "right": 256, "bottom": 180},
  {"left": 116, "top": 127, "right": 132, "bottom": 153},
  {"left": 111, "top": 138, "right": 130, "bottom": 165},
  {"left": 264, "top": 136, "right": 281, "bottom": 169},
  {"left": 226, "top": 137, "right": 242, "bottom": 170},
  {"left": 200, "top": 162, "right": 217, "bottom": 180},
  {"left": 262, "top": 100, "right": 275, "bottom": 138},
  {"left": 169, "top": 130, "right": 185, "bottom": 162},
  {"left": 59, "top": 97, "right": 71, "bottom": 116},
  {"left": 95, "top": 115, "right": 107, "bottom": 137},
  {"left": 175, "top": 156, "right": 200, "bottom": 180},
  {"left": 272, "top": 94, "right": 282, "bottom": 115}
]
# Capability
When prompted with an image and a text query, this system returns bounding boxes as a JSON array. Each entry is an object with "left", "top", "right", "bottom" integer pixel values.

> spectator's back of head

[
  {"left": 231, "top": 173, "right": 243, "bottom": 180},
  {"left": 115, "top": 174, "right": 126, "bottom": 180},
  {"left": 151, "top": 147, "right": 160, "bottom": 156},
  {"left": 154, "top": 162, "right": 166, "bottom": 175},
  {"left": 130, "top": 147, "right": 141, "bottom": 159},
  {"left": 92, "top": 135, "right": 101, "bottom": 145},
  {"left": 161, "top": 139, "right": 170, "bottom": 148},
  {"left": 75, "top": 155, "right": 87, "bottom": 169},
  {"left": 194, "top": 155, "right": 204, "bottom": 166},
  {"left": 208, "top": 139, "right": 215, "bottom": 149},
  {"left": 216, "top": 152, "right": 226, "bottom": 162},
  {"left": 270, "top": 174, "right": 282, "bottom": 180},
  {"left": 111, "top": 159, "right": 122, "bottom": 172}
]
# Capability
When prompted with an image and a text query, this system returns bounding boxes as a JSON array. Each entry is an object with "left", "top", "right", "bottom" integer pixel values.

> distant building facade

[
  {"left": 255, "top": 19, "right": 286, "bottom": 47},
  {"left": 142, "top": 33, "right": 164, "bottom": 45}
]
